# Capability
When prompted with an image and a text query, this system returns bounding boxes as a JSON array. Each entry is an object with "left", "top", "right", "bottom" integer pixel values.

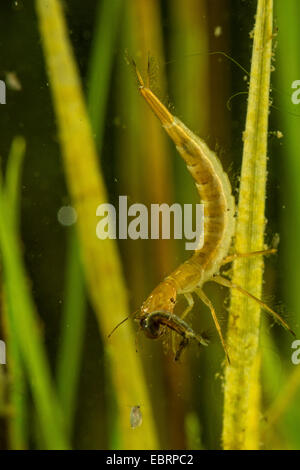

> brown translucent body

[
  {"left": 136, "top": 72, "right": 235, "bottom": 312},
  {"left": 126, "top": 62, "right": 294, "bottom": 362}
]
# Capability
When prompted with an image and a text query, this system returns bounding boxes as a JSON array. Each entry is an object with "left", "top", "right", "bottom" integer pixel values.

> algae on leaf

[{"left": 222, "top": 0, "right": 273, "bottom": 450}]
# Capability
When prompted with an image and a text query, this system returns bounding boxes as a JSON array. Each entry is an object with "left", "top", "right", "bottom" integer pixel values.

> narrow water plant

[
  {"left": 56, "top": 229, "right": 86, "bottom": 439},
  {"left": 56, "top": 0, "right": 124, "bottom": 443},
  {"left": 222, "top": 0, "right": 273, "bottom": 450},
  {"left": 0, "top": 137, "right": 69, "bottom": 449},
  {"left": 273, "top": 0, "right": 300, "bottom": 447},
  {"left": 2, "top": 137, "right": 27, "bottom": 449},
  {"left": 87, "top": 0, "right": 123, "bottom": 150},
  {"left": 35, "top": 0, "right": 158, "bottom": 449}
]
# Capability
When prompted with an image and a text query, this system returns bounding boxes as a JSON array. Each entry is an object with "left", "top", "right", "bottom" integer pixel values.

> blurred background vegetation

[{"left": 0, "top": 0, "right": 300, "bottom": 450}]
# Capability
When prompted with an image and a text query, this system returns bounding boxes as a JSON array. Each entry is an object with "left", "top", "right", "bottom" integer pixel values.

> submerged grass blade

[
  {"left": 168, "top": 0, "right": 211, "bottom": 447},
  {"left": 265, "top": 365, "right": 300, "bottom": 430},
  {"left": 222, "top": 0, "right": 273, "bottom": 450},
  {"left": 125, "top": 0, "right": 184, "bottom": 448},
  {"left": 87, "top": 0, "right": 123, "bottom": 150},
  {"left": 0, "top": 143, "right": 69, "bottom": 450},
  {"left": 272, "top": 0, "right": 300, "bottom": 448},
  {"left": 35, "top": 0, "right": 158, "bottom": 449},
  {"left": 87, "top": 0, "right": 126, "bottom": 448},
  {"left": 56, "top": 230, "right": 86, "bottom": 438},
  {"left": 275, "top": 1, "right": 300, "bottom": 317},
  {"left": 3, "top": 296, "right": 27, "bottom": 449},
  {"left": 2, "top": 137, "right": 27, "bottom": 449},
  {"left": 5, "top": 137, "right": 26, "bottom": 228},
  {"left": 128, "top": 0, "right": 176, "bottom": 278},
  {"left": 168, "top": 0, "right": 210, "bottom": 240},
  {"left": 56, "top": 0, "right": 124, "bottom": 443}
]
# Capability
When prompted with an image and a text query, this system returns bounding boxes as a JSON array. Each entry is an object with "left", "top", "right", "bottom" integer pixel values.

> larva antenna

[
  {"left": 165, "top": 50, "right": 250, "bottom": 77},
  {"left": 107, "top": 309, "right": 139, "bottom": 338},
  {"left": 226, "top": 91, "right": 248, "bottom": 111},
  {"left": 107, "top": 316, "right": 129, "bottom": 338}
]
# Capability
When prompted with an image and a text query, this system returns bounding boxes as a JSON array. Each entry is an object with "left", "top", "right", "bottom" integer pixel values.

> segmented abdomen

[
  {"left": 139, "top": 86, "right": 235, "bottom": 292},
  {"left": 163, "top": 117, "right": 235, "bottom": 290}
]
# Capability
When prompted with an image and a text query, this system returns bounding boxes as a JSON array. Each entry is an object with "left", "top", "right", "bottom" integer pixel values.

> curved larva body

[
  {"left": 165, "top": 117, "right": 235, "bottom": 290},
  {"left": 138, "top": 85, "right": 235, "bottom": 315},
  {"left": 105, "top": 63, "right": 293, "bottom": 357}
]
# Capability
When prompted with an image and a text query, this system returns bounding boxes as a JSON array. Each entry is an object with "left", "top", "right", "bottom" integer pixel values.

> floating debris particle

[
  {"left": 5, "top": 72, "right": 22, "bottom": 91},
  {"left": 214, "top": 26, "right": 222, "bottom": 37},
  {"left": 130, "top": 406, "right": 142, "bottom": 429},
  {"left": 57, "top": 205, "right": 77, "bottom": 226},
  {"left": 270, "top": 130, "right": 284, "bottom": 139}
]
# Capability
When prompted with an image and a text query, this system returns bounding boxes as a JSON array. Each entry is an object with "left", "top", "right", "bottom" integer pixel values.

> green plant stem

[
  {"left": 2, "top": 137, "right": 28, "bottom": 449},
  {"left": 56, "top": 0, "right": 124, "bottom": 443},
  {"left": 56, "top": 230, "right": 86, "bottom": 438},
  {"left": 273, "top": 0, "right": 300, "bottom": 448},
  {"left": 35, "top": 0, "right": 158, "bottom": 449},
  {"left": 222, "top": 0, "right": 273, "bottom": 450},
  {"left": 87, "top": 0, "right": 123, "bottom": 150},
  {"left": 0, "top": 143, "right": 69, "bottom": 450}
]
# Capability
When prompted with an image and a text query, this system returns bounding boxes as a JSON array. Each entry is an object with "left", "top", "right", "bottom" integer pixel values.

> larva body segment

[
  {"left": 138, "top": 83, "right": 235, "bottom": 308},
  {"left": 164, "top": 116, "right": 235, "bottom": 288}
]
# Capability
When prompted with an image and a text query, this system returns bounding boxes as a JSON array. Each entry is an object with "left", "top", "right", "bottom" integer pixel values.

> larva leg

[
  {"left": 196, "top": 288, "right": 230, "bottom": 364},
  {"left": 221, "top": 248, "right": 277, "bottom": 266},
  {"left": 174, "top": 338, "right": 189, "bottom": 362},
  {"left": 182, "top": 293, "right": 194, "bottom": 320},
  {"left": 213, "top": 275, "right": 295, "bottom": 336},
  {"left": 171, "top": 293, "right": 194, "bottom": 352}
]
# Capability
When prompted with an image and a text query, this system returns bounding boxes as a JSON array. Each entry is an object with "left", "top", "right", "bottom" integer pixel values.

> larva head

[
  {"left": 137, "top": 281, "right": 177, "bottom": 338},
  {"left": 140, "top": 280, "right": 177, "bottom": 317},
  {"left": 139, "top": 314, "right": 163, "bottom": 339}
]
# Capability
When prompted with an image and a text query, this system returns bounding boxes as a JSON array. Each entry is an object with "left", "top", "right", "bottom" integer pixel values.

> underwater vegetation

[{"left": 0, "top": 0, "right": 300, "bottom": 450}]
